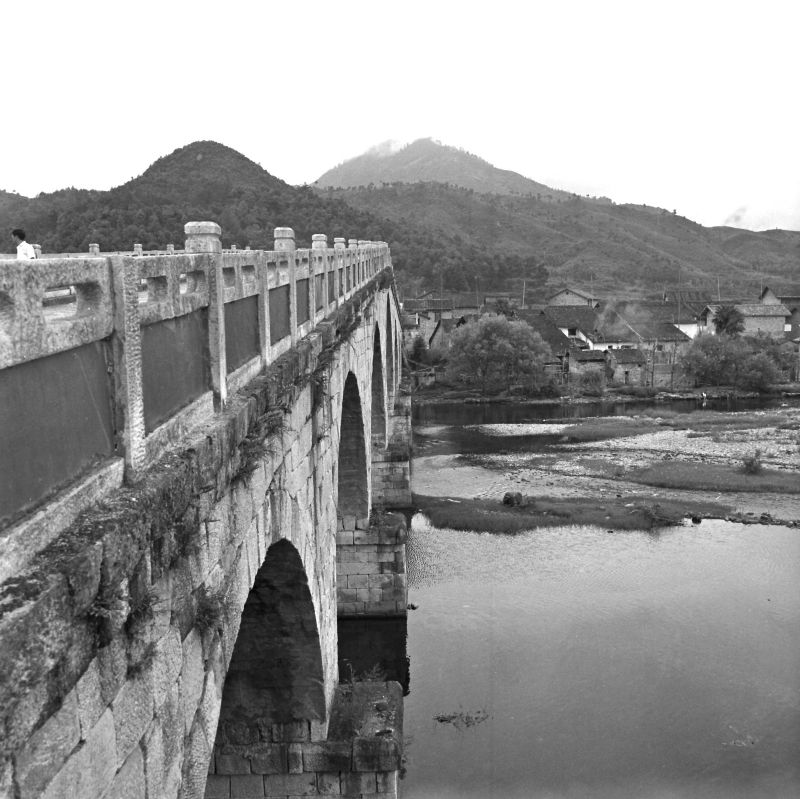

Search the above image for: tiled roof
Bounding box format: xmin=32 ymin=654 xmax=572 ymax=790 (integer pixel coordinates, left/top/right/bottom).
xmin=516 ymin=311 xmax=571 ymax=354
xmin=544 ymin=305 xmax=599 ymax=331
xmin=735 ymin=303 xmax=790 ymax=317
xmin=610 ymin=348 xmax=646 ymax=365
xmin=704 ymin=303 xmax=790 ymax=318
xmin=548 ymin=287 xmax=596 ymax=302
xmin=571 ymin=349 xmax=607 ymax=362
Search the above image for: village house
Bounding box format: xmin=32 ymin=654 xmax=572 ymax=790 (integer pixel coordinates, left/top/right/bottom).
xmin=517 ymin=310 xmax=572 ymax=383
xmin=778 ymin=293 xmax=800 ymax=339
xmin=547 ymin=287 xmax=601 ymax=308
xmin=699 ymin=298 xmax=790 ymax=337
xmin=568 ymin=348 xmax=609 ymax=382
xmin=608 ymin=348 xmax=647 ymax=385
xmin=543 ymin=305 xmax=600 ymax=348
xmin=428 ymin=315 xmax=475 ymax=351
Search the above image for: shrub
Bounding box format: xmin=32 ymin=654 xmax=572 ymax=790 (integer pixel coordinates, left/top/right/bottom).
xmin=741 ymin=449 xmax=763 ymax=475
xmin=578 ymin=370 xmax=605 ymax=396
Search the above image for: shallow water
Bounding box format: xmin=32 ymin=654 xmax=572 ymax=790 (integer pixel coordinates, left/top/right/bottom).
xmin=412 ymin=394 xmax=798 ymax=427
xmin=402 ymin=518 xmax=800 ymax=799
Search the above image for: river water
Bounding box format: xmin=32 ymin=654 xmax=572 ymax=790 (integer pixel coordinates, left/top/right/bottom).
xmin=399 ymin=398 xmax=800 ymax=799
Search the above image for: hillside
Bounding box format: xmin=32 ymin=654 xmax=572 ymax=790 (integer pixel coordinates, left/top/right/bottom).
xmin=2 ymin=140 xmax=797 ymax=299
xmin=0 ymin=142 xmax=537 ymax=296
xmin=315 ymin=138 xmax=575 ymax=200
xmin=319 ymin=182 xmax=800 ymax=297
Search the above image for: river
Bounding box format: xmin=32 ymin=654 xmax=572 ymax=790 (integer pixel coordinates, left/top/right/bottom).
xmin=397 ymin=398 xmax=800 ymax=798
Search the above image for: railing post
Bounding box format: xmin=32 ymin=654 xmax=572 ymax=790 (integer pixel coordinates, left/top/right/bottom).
xmin=166 ymin=243 xmax=175 ymax=254
xmin=110 ymin=255 xmax=147 ymax=478
xmin=348 ymin=239 xmax=358 ymax=295
xmin=133 ymin=243 xmax=143 ymax=256
xmin=275 ymin=227 xmax=297 ymax=345
xmin=311 ymin=234 xmax=327 ymax=320
xmin=333 ymin=237 xmax=345 ymax=307
xmin=89 ymin=243 xmax=100 ymax=255
xmin=185 ymin=221 xmax=227 ymax=409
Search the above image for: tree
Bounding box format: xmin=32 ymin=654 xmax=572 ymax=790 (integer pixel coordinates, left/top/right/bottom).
xmin=713 ymin=305 xmax=745 ymax=336
xmin=446 ymin=315 xmax=551 ymax=394
xmin=680 ymin=333 xmax=782 ymax=391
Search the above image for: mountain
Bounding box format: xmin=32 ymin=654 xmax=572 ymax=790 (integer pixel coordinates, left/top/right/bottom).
xmin=318 ymin=182 xmax=800 ymax=297
xmin=2 ymin=140 xmax=797 ymax=300
xmin=315 ymin=138 xmax=574 ymax=199
xmin=0 ymin=141 xmax=539 ymax=297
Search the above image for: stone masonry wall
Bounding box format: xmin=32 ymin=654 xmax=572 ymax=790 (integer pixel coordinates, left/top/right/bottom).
xmin=0 ymin=282 xmax=406 ymax=799
xmin=335 ymin=514 xmax=407 ymax=618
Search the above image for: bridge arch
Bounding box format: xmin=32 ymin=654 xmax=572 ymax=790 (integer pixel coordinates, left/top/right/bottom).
xmin=385 ymin=297 xmax=395 ymax=407
xmin=337 ymin=371 xmax=368 ymax=520
xmin=371 ymin=325 xmax=387 ymax=450
xmin=214 ymin=539 xmax=326 ymax=731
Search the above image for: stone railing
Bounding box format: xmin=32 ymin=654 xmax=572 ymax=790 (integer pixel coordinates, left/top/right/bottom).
xmin=0 ymin=223 xmax=391 ymax=578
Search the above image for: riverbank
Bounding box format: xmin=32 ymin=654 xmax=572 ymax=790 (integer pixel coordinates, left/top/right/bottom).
xmin=411 ymin=405 xmax=800 ymax=530
xmin=411 ymin=381 xmax=800 ymax=406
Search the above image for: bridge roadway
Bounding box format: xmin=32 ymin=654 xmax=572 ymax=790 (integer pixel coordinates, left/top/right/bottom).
xmin=0 ymin=223 xmax=411 ymax=798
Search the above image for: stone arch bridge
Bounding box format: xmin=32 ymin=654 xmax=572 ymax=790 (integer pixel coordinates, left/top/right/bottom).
xmin=0 ymin=223 xmax=411 ymax=799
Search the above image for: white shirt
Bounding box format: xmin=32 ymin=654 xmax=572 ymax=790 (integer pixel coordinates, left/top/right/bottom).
xmin=16 ymin=240 xmax=36 ymax=259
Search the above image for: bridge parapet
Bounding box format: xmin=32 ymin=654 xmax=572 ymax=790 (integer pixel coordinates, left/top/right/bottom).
xmin=0 ymin=224 xmax=392 ymax=582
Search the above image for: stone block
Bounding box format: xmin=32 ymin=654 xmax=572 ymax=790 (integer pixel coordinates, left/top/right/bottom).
xmin=316 ymin=771 xmax=342 ymax=795
xmin=16 ymin=689 xmax=81 ymax=799
xmin=215 ymin=752 xmax=251 ymax=775
xmin=204 ymin=774 xmax=231 ymax=798
xmin=98 ymin=638 xmax=128 ymax=705
xmin=287 ymin=743 xmax=303 ymax=773
xmin=271 ymin=721 xmax=310 ymax=742
xmin=181 ymin=629 xmax=205 ymax=734
xmin=158 ymin=679 xmax=183 ymax=776
xmin=352 ymin=738 xmax=401 ymax=773
xmin=112 ymin=673 xmax=155 ymax=768
xmin=347 ymin=574 xmax=369 ymax=589
xmin=376 ymin=771 xmax=397 ymax=794
xmin=368 ymin=574 xmax=394 ymax=590
xmin=230 ymin=774 xmax=264 ymax=798
xmin=302 ymin=742 xmax=351 ymax=772
xmin=262 ymin=773 xmax=317 ymax=796
xmin=40 ymin=708 xmax=116 ymax=799
xmin=142 ymin=722 xmax=164 ymax=799
xmin=249 ymin=744 xmax=287 ymax=774
xmin=342 ymin=772 xmax=377 ymax=796
xmin=108 ymin=744 xmax=146 ymax=799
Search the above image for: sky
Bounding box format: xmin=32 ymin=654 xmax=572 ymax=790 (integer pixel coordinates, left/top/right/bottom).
xmin=5 ymin=0 xmax=799 ymax=231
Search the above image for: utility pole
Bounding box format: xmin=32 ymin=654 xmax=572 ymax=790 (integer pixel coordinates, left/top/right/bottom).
xmin=522 ymin=279 xmax=526 ymax=310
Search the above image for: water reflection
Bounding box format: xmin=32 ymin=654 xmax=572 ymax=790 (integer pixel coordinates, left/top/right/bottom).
xmin=338 ymin=616 xmax=410 ymax=694
xmin=403 ymin=516 xmax=800 ymax=799
xmin=412 ymin=394 xmax=797 ymax=426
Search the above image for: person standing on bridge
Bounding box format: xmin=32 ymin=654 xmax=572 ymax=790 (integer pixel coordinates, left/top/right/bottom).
xmin=12 ymin=228 xmax=36 ymax=259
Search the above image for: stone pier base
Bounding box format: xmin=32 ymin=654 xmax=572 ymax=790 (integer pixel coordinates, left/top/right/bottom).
xmin=336 ymin=513 xmax=407 ymax=617
xmin=206 ymin=682 xmax=403 ymax=799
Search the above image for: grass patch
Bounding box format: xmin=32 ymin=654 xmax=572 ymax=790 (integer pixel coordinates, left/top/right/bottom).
xmin=627 ymin=460 xmax=800 ymax=493
xmin=559 ymin=418 xmax=661 ymax=443
xmin=413 ymin=494 xmax=733 ymax=532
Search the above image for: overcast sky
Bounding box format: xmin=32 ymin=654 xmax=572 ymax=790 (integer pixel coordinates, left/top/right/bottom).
xmin=6 ymin=0 xmax=798 ymax=231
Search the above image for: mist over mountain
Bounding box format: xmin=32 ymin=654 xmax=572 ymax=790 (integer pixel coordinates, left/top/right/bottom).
xmin=315 ymin=138 xmax=576 ymax=200
xmin=315 ymin=140 xmax=800 ymax=296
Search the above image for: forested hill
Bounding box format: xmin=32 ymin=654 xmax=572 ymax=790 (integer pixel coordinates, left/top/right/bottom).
xmin=3 ymin=141 xmax=798 ymax=299
xmin=318 ymin=182 xmax=800 ymax=297
xmin=0 ymin=141 xmax=542 ymax=296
